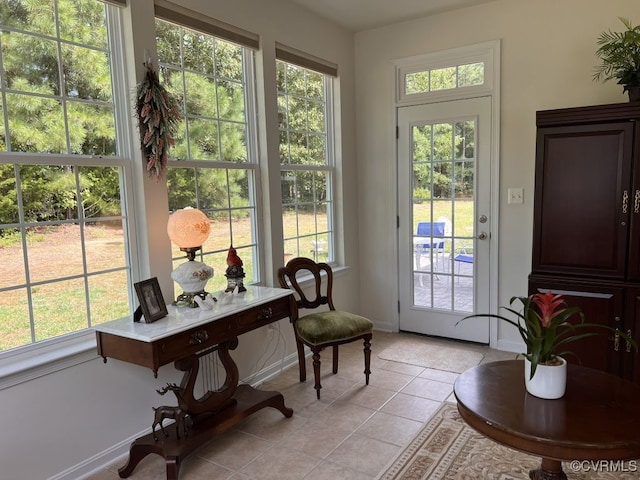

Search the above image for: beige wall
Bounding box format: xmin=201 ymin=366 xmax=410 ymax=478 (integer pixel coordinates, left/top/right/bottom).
xmin=354 ymin=0 xmax=638 ymax=344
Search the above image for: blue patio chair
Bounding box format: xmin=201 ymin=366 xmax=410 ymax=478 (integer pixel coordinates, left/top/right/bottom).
xmin=454 ymin=246 xmax=474 ymax=277
xmin=414 ymin=222 xmax=446 ymax=271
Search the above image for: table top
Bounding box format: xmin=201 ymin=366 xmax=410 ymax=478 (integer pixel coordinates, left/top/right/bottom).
xmin=454 ymin=360 xmax=640 ymax=461
xmin=92 ymin=286 xmax=291 ymax=342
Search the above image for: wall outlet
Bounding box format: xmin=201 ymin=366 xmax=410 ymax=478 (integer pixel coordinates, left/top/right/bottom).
xmin=508 ymin=187 xmax=524 ymax=205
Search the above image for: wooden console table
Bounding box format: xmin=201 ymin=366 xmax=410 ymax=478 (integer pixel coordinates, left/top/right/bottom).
xmin=94 ymin=286 xmax=296 ymax=480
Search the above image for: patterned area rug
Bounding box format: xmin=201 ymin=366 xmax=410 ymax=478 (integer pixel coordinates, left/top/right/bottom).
xmin=377 ymin=338 xmax=484 ymax=373
xmin=377 ymin=403 xmax=638 ymax=480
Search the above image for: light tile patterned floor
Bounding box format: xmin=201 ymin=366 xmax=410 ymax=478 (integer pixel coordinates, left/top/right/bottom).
xmin=87 ymin=331 xmax=514 ymax=480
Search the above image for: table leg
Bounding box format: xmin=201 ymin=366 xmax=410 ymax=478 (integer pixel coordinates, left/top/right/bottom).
xmin=529 ymin=458 xmax=567 ymax=480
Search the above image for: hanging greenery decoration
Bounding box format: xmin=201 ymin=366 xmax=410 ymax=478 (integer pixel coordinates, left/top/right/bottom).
xmin=135 ymin=62 xmax=182 ymax=179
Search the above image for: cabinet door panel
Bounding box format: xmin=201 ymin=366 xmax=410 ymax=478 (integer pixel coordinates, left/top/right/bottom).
xmin=529 ymin=276 xmax=624 ymax=378
xmin=625 ymin=288 xmax=640 ymax=383
xmin=627 ymin=122 xmax=640 ymax=280
xmin=532 ymin=123 xmax=633 ymax=278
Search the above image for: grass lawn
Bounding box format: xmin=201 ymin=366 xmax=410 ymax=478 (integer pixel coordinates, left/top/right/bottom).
xmin=0 ymin=201 xmax=473 ymax=351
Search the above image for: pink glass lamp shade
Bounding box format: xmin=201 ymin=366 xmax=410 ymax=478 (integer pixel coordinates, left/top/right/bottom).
xmin=167 ymin=207 xmax=211 ymax=258
xmin=167 ymin=208 xmax=214 ymax=307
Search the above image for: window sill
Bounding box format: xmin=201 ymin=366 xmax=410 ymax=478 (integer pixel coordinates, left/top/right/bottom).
xmin=0 ymin=331 xmax=99 ymax=391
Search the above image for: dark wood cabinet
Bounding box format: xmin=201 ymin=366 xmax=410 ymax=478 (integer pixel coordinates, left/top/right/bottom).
xmin=529 ymin=102 xmax=640 ymax=382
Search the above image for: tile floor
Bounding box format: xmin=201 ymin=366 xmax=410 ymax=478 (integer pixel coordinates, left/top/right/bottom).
xmin=87 ymin=331 xmax=515 ymax=480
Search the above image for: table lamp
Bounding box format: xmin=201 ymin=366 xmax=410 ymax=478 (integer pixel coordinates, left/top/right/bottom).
xmin=167 ymin=207 xmax=214 ymax=307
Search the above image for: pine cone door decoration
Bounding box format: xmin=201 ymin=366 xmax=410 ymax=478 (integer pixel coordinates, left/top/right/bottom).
xmin=135 ymin=62 xmax=182 ymax=179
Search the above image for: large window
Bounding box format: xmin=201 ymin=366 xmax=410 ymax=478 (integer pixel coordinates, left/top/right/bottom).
xmin=0 ymin=0 xmax=132 ymax=353
xmin=277 ymin=56 xmax=335 ymax=264
xmin=155 ymin=15 xmax=260 ymax=293
xmin=0 ymin=1 xmax=343 ymax=361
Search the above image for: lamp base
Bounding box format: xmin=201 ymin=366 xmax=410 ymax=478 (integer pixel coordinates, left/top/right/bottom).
xmin=171 ymin=259 xmax=214 ymax=308
xmin=174 ymin=290 xmax=210 ymax=308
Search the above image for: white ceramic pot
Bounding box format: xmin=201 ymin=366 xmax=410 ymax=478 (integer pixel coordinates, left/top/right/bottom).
xmin=524 ymin=357 xmax=567 ymax=399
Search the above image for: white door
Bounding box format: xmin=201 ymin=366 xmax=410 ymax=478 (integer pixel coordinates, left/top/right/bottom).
xmin=398 ymin=97 xmax=492 ymax=343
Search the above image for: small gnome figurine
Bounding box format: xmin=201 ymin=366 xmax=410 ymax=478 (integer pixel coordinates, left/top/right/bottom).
xmin=224 ymin=245 xmax=246 ymax=293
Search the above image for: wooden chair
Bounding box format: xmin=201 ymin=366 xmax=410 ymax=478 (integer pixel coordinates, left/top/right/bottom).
xmin=277 ymin=257 xmax=373 ymax=399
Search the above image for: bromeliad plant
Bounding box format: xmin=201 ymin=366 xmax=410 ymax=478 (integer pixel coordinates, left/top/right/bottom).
xmin=459 ymin=292 xmax=638 ymax=379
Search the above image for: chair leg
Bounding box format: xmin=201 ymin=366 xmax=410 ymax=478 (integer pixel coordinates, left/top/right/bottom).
xmin=296 ymin=338 xmax=306 ymax=382
xmin=363 ymin=335 xmax=372 ymax=385
xmin=332 ymin=345 xmax=339 ymax=374
xmin=312 ymin=347 xmax=322 ymax=399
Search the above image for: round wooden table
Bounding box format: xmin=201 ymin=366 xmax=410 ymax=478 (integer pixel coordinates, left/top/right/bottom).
xmin=454 ymin=360 xmax=640 ymax=480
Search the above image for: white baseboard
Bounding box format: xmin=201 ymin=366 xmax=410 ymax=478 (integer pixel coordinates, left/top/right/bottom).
xmin=494 ymin=338 xmax=524 ymax=354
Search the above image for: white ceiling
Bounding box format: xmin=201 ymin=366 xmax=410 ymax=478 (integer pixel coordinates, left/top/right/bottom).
xmin=285 ymin=0 xmax=497 ymax=32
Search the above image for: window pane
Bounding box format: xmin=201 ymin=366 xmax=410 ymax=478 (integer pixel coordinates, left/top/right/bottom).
xmin=58 ymin=0 xmax=108 ymax=48
xmin=6 ymin=94 xmax=66 ymax=153
xmin=0 ymin=289 xmax=31 ymax=352
xmin=89 ymin=270 xmax=129 ymax=326
xmin=0 ymin=228 xmax=26 ymax=288
xmin=0 ymin=165 xmax=19 ymax=223
xmin=67 ymin=102 xmax=116 ymax=155
xmin=3 ymin=32 xmax=59 ymax=94
xmin=1 ymin=0 xmax=56 ymax=35
xmin=32 ymin=278 xmax=87 ymax=341
xmin=412 ymin=125 xmax=432 ymax=162
xmin=458 ymin=62 xmax=484 ymax=87
xmin=85 ymin=221 xmax=127 ymax=273
xmin=62 ymin=45 xmax=112 ymax=102
xmin=188 ymin=118 xmax=219 ymax=160
xmin=432 ymin=123 xmax=453 ymax=160
xmin=215 ymin=42 xmax=243 ymax=82
xmin=80 ymin=166 xmax=122 ymax=217
xmin=220 ymin=121 xmax=247 ymax=162
xmin=454 ymin=121 xmax=475 ymax=159
xmin=183 ymin=33 xmax=215 ymax=75
xmin=430 ymin=67 xmax=456 ymax=91
xmin=405 ymin=71 xmax=429 ymax=94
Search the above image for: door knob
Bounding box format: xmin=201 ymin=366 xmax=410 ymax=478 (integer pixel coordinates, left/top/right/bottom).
xmin=477 ymin=232 xmax=488 ymax=240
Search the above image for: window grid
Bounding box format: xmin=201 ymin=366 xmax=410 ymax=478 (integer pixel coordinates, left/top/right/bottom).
xmin=278 ymin=60 xmax=334 ymax=264
xmin=156 ymin=19 xmax=261 ymax=293
xmin=404 ymin=62 xmax=485 ymax=96
xmin=0 ymin=0 xmax=133 ymax=353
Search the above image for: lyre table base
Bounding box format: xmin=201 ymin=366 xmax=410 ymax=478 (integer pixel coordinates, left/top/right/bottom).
xmin=118 ymin=385 xmax=293 ymax=480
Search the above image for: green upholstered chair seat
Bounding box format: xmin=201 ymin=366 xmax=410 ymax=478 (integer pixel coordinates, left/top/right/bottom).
xmin=296 ymin=311 xmax=373 ymax=346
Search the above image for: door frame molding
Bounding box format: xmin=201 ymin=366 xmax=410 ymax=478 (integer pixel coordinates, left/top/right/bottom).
xmin=391 ymin=40 xmax=501 ymax=348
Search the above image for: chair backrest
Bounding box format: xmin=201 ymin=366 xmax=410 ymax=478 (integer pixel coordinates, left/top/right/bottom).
xmin=277 ymin=257 xmax=335 ymax=311
xmin=416 ymin=222 xmax=445 ymax=248
xmin=417 ymin=221 xmax=445 ymax=236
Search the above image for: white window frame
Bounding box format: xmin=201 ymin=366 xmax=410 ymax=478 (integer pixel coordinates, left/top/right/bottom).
xmin=396 ymin=41 xmax=499 ymax=105
xmin=0 ymin=2 xmax=139 ymax=390
xmin=155 ymin=14 xmax=263 ymax=287
xmin=277 ymin=53 xmax=337 ymax=265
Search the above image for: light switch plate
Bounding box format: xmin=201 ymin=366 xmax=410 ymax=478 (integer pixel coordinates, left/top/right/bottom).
xmin=508 ymin=187 xmax=524 ymax=204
